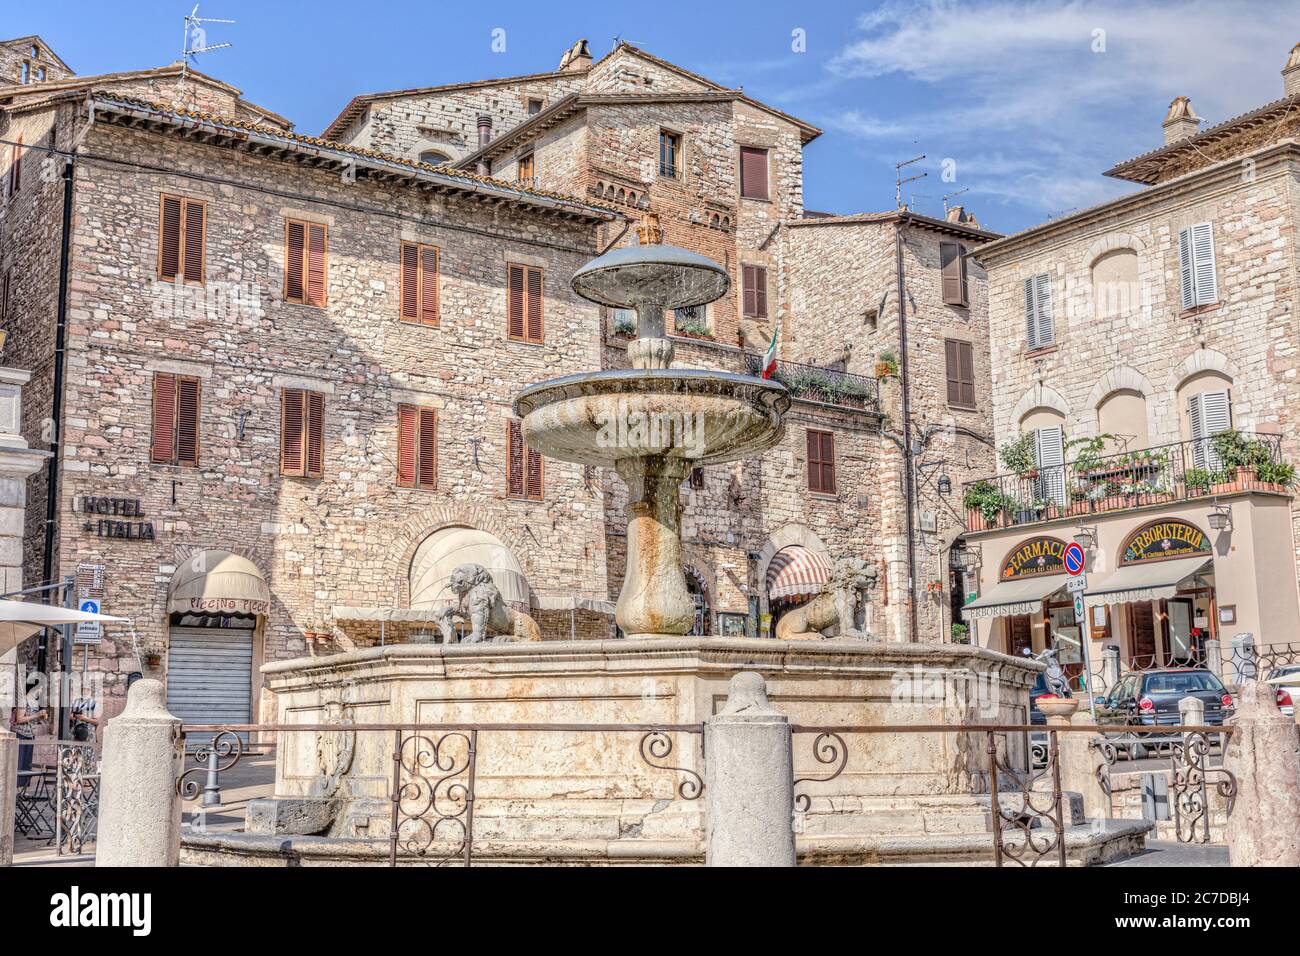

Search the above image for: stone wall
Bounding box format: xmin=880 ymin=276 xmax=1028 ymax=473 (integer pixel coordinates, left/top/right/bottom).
xmin=0 ymin=38 xmax=73 ymax=86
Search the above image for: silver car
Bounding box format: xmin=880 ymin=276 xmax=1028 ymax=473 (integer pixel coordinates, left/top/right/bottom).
xmin=1266 ymin=664 xmax=1300 ymax=718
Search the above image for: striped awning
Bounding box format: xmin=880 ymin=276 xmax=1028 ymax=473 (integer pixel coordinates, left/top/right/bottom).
xmin=766 ymin=547 xmax=832 ymax=600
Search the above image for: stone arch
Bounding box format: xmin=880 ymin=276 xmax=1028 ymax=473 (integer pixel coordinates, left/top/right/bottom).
xmin=1086 ymin=365 xmax=1154 ymax=410
xmin=754 ymin=524 xmax=831 ymax=616
xmin=409 ymin=138 xmax=459 ymax=165
xmin=1169 ymin=347 xmax=1239 ymax=392
xmin=390 ymin=504 xmax=532 ymax=607
xmin=1083 ymin=231 xmax=1147 ymax=265
xmin=1009 ymin=383 xmax=1070 ymax=428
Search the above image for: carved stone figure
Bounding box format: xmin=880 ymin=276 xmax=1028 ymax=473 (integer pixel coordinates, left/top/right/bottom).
xmin=434 ymin=564 xmax=542 ymax=644
xmin=775 ymin=557 xmax=878 ymax=640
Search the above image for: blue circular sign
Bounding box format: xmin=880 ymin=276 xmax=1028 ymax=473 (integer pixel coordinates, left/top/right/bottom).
xmin=80 ymin=599 xmax=99 ymax=614
xmin=1063 ymin=543 xmax=1085 ymax=576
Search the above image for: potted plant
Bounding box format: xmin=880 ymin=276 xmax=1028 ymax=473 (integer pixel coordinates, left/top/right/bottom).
xmin=1184 ymin=467 xmax=1212 ymax=496
xmin=950 ymin=623 xmax=970 ymax=644
xmin=875 ymin=350 xmax=899 ymax=379
xmin=963 ymin=480 xmax=1011 ymax=530
xmin=1255 ymin=459 xmax=1296 ymax=492
xmin=611 ymin=313 xmax=636 ymax=338
xmin=999 ymin=432 xmax=1038 ymax=481
xmin=673 ymin=316 xmax=714 ymax=340
xmin=144 ymin=651 xmax=162 ymax=668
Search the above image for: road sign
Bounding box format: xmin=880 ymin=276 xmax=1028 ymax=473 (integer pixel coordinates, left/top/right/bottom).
xmin=1066 ymin=574 xmax=1088 ymax=595
xmin=1063 ymin=542 xmax=1086 ymax=576
xmin=74 ymin=599 xmax=102 ymax=645
xmin=1072 ymin=594 xmax=1086 ymax=624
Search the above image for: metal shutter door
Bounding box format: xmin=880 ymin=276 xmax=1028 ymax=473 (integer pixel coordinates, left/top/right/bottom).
xmin=166 ymin=626 xmax=253 ymax=746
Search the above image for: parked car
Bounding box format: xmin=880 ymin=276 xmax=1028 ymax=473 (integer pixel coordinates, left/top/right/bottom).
xmin=1028 ymin=672 xmax=1052 ymax=726
xmin=1265 ymin=664 xmax=1300 ymax=718
xmin=1095 ymin=668 xmax=1232 ymax=759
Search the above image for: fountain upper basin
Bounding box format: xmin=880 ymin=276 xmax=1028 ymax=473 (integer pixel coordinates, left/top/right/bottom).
xmin=513 ymin=368 xmax=790 ymax=468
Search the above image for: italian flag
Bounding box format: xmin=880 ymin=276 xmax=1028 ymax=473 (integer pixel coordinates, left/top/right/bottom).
xmin=761 ymin=322 xmax=779 ymax=379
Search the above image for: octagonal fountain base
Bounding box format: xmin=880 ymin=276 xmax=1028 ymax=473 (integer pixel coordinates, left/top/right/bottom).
xmin=180 ymin=639 xmax=1150 ymax=866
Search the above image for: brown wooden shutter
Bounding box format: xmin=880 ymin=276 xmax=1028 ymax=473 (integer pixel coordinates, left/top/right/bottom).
xmin=820 ymin=430 xmax=836 ymax=494
xmin=182 ymin=199 xmax=205 ymax=283
xmin=417 ymin=407 xmax=437 ymax=489
xmin=526 ymin=443 xmax=543 ymax=500
xmin=525 ymin=265 xmax=543 ymax=342
xmin=9 ymin=137 xmax=20 ymax=196
xmin=743 ymin=266 xmax=768 ymax=317
xmin=306 ymin=223 xmax=327 ymax=306
xmin=740 ymin=146 xmax=769 ymax=200
xmin=944 ymin=339 xmax=961 ymax=406
xmin=958 ymin=341 xmax=975 ymax=409
xmin=159 ymin=196 xmax=182 ymax=280
xmin=507 ymin=264 xmax=526 ymax=340
xmin=940 ymin=242 xmax=968 ymax=307
xmin=285 ymin=220 xmax=305 ymax=301
xmin=281 ymin=388 xmax=305 ymax=476
xmin=507 ymin=420 xmax=525 ymax=497
xmin=742 ymin=266 xmax=756 ymax=316
xmin=306 ymin=391 xmax=325 ymax=478
xmin=807 ymin=429 xmax=835 ymax=493
xmin=176 ymin=377 xmax=200 ymax=466
xmin=151 ymin=373 xmax=177 ymax=463
xmin=397 ymin=405 xmax=418 ymax=487
xmin=420 ymin=246 xmax=439 ymax=326
xmin=400 ymin=242 xmax=419 ymax=320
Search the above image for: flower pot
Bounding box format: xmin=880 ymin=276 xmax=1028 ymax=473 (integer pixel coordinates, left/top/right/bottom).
xmin=967 ymin=508 xmax=985 ymax=531
xmin=144 ymin=654 xmax=162 ymax=668
xmin=875 ymin=362 xmax=894 ymax=378
xmin=1234 ymin=467 xmax=1257 ymax=491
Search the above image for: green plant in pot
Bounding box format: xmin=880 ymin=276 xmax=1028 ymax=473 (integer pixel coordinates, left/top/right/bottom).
xmin=875 ymin=351 xmax=899 ymax=378
xmin=963 ymin=480 xmax=1012 ymax=525
xmin=999 ymin=432 xmax=1038 ymax=479
xmin=950 ymin=622 xmax=970 ymax=644
xmin=1184 ymin=467 xmax=1212 ymax=494
xmin=1256 ymin=459 xmax=1296 ymax=488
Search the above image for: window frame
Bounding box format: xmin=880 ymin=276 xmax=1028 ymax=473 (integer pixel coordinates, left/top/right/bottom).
xmin=742 ymin=264 xmax=769 ymax=318
xmin=806 ymin=427 xmax=837 ymax=495
xmin=280 ymin=387 xmax=325 ymax=479
xmin=944 ymin=338 xmax=977 ymax=410
xmin=1178 ymin=222 xmax=1219 ymax=311
xmin=1023 ymin=272 xmax=1054 ymax=352
xmin=284 ymin=218 xmax=329 ymax=307
xmin=399 ymin=241 xmax=441 ymax=326
xmin=395 ymin=403 xmax=438 ymax=491
xmin=150 ymin=372 xmax=201 ymax=467
xmin=516 ymin=149 xmax=535 ymax=186
xmin=506 ymin=262 xmax=545 ymax=344
xmin=157 ymin=193 xmax=208 ymax=285
xmin=738 ymin=145 xmax=770 ymax=201
xmin=658 ymin=128 xmax=682 ymax=180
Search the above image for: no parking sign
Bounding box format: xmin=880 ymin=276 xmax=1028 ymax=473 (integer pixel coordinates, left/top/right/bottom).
xmin=1063 ymin=542 xmax=1086 ymax=576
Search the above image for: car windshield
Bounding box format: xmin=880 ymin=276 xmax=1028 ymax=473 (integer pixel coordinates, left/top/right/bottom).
xmin=1268 ymin=666 xmax=1300 ymax=679
xmin=1142 ymin=671 xmax=1223 ymax=694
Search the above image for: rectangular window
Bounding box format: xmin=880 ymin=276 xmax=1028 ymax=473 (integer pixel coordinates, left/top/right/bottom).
xmin=1179 ymin=222 xmax=1218 ymax=310
xmin=527 ymin=98 xmax=544 ymax=115
xmin=507 ymin=263 xmax=544 ymax=343
xmin=280 ymin=388 xmax=325 ymax=478
xmin=1 ymin=270 xmax=9 ymax=322
xmin=285 ymin=218 xmax=328 ymax=306
xmin=517 ymin=151 xmax=535 ymax=185
xmin=944 ymin=339 xmax=976 ymax=409
xmin=742 ymin=265 xmax=768 ymax=318
xmin=399 ymin=242 xmax=440 ymax=325
xmin=396 ymin=404 xmax=437 ymax=490
xmin=151 ymin=373 xmax=200 ymax=466
xmin=806 ymin=428 xmax=836 ymax=494
xmin=939 ymin=241 xmax=968 ymax=307
xmin=739 ymin=146 xmax=769 ymax=200
xmin=659 ymin=130 xmax=680 ymax=179
xmin=158 ymin=194 xmax=207 ymax=284
xmin=8 ymin=135 xmax=21 ymax=197
xmin=1023 ymin=273 xmax=1053 ymax=350
xmin=506 ymin=419 xmax=543 ymax=500
xmin=689 ymin=466 xmax=705 ymax=490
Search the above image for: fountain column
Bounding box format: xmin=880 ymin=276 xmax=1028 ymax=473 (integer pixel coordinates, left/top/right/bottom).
xmin=616 ymin=455 xmax=694 ymax=636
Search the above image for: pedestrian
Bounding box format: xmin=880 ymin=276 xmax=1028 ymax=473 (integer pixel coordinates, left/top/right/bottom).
xmin=69 ymin=694 xmax=100 ymax=744
xmin=9 ymin=677 xmax=48 ymax=774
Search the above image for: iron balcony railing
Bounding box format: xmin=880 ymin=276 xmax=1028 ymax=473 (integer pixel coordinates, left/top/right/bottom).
xmin=962 ymin=433 xmax=1289 ymax=531
xmin=743 ymin=355 xmax=880 ymax=411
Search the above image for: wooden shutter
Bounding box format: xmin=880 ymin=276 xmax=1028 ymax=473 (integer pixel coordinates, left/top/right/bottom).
xmin=400 ymin=243 xmax=440 ymax=325
xmin=1179 ymin=223 xmax=1217 ymax=309
xmin=306 ymin=223 xmax=327 ymax=306
xmin=400 ymin=242 xmax=419 ymax=320
xmin=740 ymin=146 xmax=769 ymax=200
xmin=940 ymin=241 xmax=968 ymax=306
xmin=1034 ymin=425 xmax=1066 ymax=506
xmin=945 ymin=339 xmax=975 ymax=408
xmin=525 ymin=265 xmax=543 ymax=342
xmin=397 ymin=405 xmax=418 ymax=487
xmin=420 ymin=246 xmax=439 ymax=326
xmin=159 ymin=195 xmax=182 ymax=280
xmin=182 ymin=199 xmax=205 ymax=283
xmin=507 ymin=264 xmax=526 ymax=340
xmin=1023 ymin=277 xmax=1037 ymax=349
xmin=1178 ymin=227 xmax=1196 ymax=310
xmin=285 ymin=220 xmax=305 ymax=302
xmin=175 ymin=377 xmax=200 ymax=466
xmin=417 ymin=407 xmax=437 ymax=489
xmin=8 ymin=137 xmax=20 ymax=196
xmin=944 ymin=339 xmax=960 ymax=406
xmin=507 ymin=419 xmax=526 ymax=497
xmin=525 ymin=443 xmax=543 ymax=500
xmin=1024 ymin=273 xmax=1052 ymax=349
xmin=151 ymin=373 xmax=177 ymax=463
xmin=743 ymin=265 xmax=767 ymax=317
xmin=306 ymin=391 xmax=325 ymax=478
xmin=1189 ymin=390 xmax=1232 ymax=470
xmin=807 ymin=429 xmax=835 ymax=494
xmin=280 ymin=388 xmax=305 ymax=476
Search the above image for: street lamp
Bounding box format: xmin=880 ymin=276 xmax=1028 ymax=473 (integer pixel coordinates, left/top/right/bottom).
xmin=1073 ymin=525 xmax=1098 ymax=550
xmin=1208 ymin=502 xmax=1233 ymax=531
xmin=958 ymin=545 xmax=982 ymax=573
xmin=937 ymin=473 xmax=952 ymax=495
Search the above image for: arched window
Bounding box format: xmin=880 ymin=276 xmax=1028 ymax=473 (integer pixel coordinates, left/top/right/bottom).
xmin=1091 ymin=248 xmax=1139 ymax=320
xmin=1097 ymin=389 xmax=1148 ymax=452
xmin=1018 ymin=408 xmax=1067 ymax=506
xmin=1176 ymin=371 xmax=1233 ymax=470
xmin=418 ymin=149 xmax=451 ymax=166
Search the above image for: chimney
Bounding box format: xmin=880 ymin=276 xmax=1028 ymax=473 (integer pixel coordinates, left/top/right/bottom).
xmin=1162 ymin=96 xmax=1202 ymax=145
xmin=1285 ymin=42 xmax=1300 ymax=97
xmin=558 ymin=39 xmax=592 ymax=73
xmin=475 ymin=115 xmax=493 ymax=176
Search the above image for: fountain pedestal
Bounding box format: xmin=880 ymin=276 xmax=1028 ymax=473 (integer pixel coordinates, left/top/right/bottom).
xmin=616 ymin=455 xmax=694 ymax=636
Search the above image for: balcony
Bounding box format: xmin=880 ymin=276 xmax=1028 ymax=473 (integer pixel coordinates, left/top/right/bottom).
xmin=742 ymin=355 xmax=880 ymax=412
xmin=962 ymin=432 xmax=1293 ymax=532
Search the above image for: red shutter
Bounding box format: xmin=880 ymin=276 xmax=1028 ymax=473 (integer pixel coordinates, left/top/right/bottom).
xmin=307 ymin=223 xmax=327 ymax=306
xmin=281 ymin=388 xmax=305 ymax=476
xmin=397 ymin=405 xmax=418 ymax=487
xmin=806 ymin=429 xmax=819 ymax=492
xmin=400 ymin=242 xmax=419 ymax=320
xmin=944 ymin=339 xmax=961 ymax=406
xmin=507 ymin=420 xmax=525 ymax=497
xmin=420 ymin=246 xmax=439 ymax=326
xmin=182 ymin=199 xmax=205 ymax=283
xmin=159 ymin=196 xmax=182 ymax=280
xmin=526 ymin=444 xmax=543 ymax=500
xmin=940 ymin=242 xmax=967 ymax=307
xmin=176 ymin=377 xmax=200 ymax=466
xmin=285 ymin=220 xmax=305 ymax=301
xmin=306 ymin=391 xmax=325 ymax=478
xmin=821 ymin=431 xmax=836 ymax=493
xmin=151 ymin=373 xmax=177 ymax=463
xmin=807 ymin=429 xmax=835 ymax=493
xmin=755 ymin=267 xmax=768 ymax=317
xmin=740 ymin=146 xmax=769 ymax=200
xmin=507 ymin=264 xmax=526 ymax=340
xmin=525 ymin=265 xmax=543 ymax=342
xmin=417 ymin=407 xmax=437 ymax=489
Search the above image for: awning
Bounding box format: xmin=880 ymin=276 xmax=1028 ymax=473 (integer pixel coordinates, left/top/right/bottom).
xmin=168 ymin=550 xmax=270 ymax=617
xmin=766 ymin=547 xmax=832 ymax=599
xmin=410 ymin=527 xmax=530 ymax=607
xmin=1084 ymin=555 xmax=1213 ymax=607
xmin=0 ymin=599 xmax=130 ymax=656
xmin=961 ymin=574 xmax=1067 ymax=621
xmin=531 ymin=594 xmax=616 ymax=615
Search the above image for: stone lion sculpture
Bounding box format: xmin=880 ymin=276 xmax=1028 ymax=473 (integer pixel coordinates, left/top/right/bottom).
xmin=433 ymin=564 xmax=542 ymax=644
xmin=775 ymin=556 xmax=878 ymax=641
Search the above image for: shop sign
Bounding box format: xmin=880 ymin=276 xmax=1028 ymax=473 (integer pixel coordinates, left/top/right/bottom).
xmin=1121 ymin=520 xmax=1210 ymax=564
xmin=999 ymin=536 xmax=1069 ymax=579
xmin=80 ymin=496 xmax=155 ymax=540
xmin=187 ymin=597 xmax=269 ymax=616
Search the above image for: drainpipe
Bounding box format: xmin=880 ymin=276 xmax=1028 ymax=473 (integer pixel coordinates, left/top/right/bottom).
xmin=475 ymin=115 xmax=493 ymax=176
xmin=894 ymin=218 xmax=918 ymax=643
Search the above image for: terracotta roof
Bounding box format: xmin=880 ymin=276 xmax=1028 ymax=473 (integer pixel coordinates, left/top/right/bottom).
xmin=785 ymin=209 xmax=1001 ymax=241
xmin=0 ymin=34 xmax=74 ymax=74
xmin=1105 ymin=91 xmax=1300 ymax=184
xmin=87 ymin=94 xmax=623 ymax=223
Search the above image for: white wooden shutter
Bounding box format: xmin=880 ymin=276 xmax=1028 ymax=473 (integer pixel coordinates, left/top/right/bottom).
xmin=1189 ymin=389 xmax=1232 ymax=470
xmin=1179 ymin=223 xmax=1217 ymax=309
xmin=1034 ymin=425 xmax=1066 ymax=506
xmin=1179 ymin=227 xmax=1196 ymax=310
xmin=1034 ymin=274 xmax=1054 ymax=347
xmin=1024 ymin=277 xmax=1038 ymax=349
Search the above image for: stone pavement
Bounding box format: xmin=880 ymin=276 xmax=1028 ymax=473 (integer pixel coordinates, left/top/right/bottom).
xmin=1100 ymin=840 xmax=1230 ymax=867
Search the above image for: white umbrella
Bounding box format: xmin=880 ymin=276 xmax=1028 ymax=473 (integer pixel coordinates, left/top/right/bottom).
xmin=0 ymin=598 xmax=128 ymax=656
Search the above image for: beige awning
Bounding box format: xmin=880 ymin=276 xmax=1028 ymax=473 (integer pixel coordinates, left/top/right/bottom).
xmin=409 ymin=526 xmax=530 ymax=607
xmin=168 ymin=550 xmax=270 ymax=616
xmin=962 ymin=574 xmax=1067 ymax=621
xmin=1084 ymin=556 xmax=1213 ymax=607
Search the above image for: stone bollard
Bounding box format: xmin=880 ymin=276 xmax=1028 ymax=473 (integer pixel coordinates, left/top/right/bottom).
xmin=0 ymin=727 xmax=15 ymax=866
xmin=1179 ymin=694 xmax=1205 ymax=735
xmin=1204 ymin=639 xmax=1223 ymax=684
xmin=704 ymin=672 xmax=796 ymax=867
xmin=1040 ymin=698 xmax=1108 ymax=820
xmin=96 ymin=679 xmax=183 ymax=867
xmin=1223 ymin=680 xmax=1300 ymax=866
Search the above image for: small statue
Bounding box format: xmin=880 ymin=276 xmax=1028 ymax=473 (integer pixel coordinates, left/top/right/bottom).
xmin=1024 ymin=646 xmax=1071 ymax=697
xmin=434 ymin=564 xmax=542 ymax=644
xmin=775 ymin=556 xmax=878 ymax=640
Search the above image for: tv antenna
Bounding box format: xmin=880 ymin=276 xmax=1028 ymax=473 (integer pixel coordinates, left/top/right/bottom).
xmin=941 ymin=187 xmax=970 ymax=215
xmin=895 ymin=154 xmax=927 ymax=210
xmin=175 ymin=4 xmax=235 ymax=108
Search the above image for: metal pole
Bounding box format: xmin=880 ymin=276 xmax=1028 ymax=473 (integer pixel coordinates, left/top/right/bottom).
xmin=894 ymin=219 xmax=919 ymax=642
xmin=59 ymin=576 xmax=74 ymax=741
xmin=201 ymin=746 xmax=222 ymax=808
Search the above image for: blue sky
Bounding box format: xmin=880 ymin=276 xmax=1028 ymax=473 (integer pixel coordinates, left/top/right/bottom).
xmin=15 ymin=0 xmax=1300 ymax=234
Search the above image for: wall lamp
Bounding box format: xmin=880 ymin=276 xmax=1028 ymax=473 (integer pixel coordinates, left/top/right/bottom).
xmin=937 ymin=473 xmax=952 ymax=495
xmin=1073 ymin=525 xmax=1098 ymax=550
xmin=1208 ymin=502 xmax=1233 ymax=532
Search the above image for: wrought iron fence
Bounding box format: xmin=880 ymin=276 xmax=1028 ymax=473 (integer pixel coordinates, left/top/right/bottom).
xmin=742 ymin=355 xmax=880 ymax=411
xmin=962 ymin=434 xmax=1287 ymax=532
xmin=55 ymin=741 xmax=99 ymax=856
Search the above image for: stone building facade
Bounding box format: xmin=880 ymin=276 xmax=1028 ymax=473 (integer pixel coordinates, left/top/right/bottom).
xmin=964 ymin=43 xmax=1300 ymax=679
xmin=1 ymin=35 xmax=996 ymax=725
